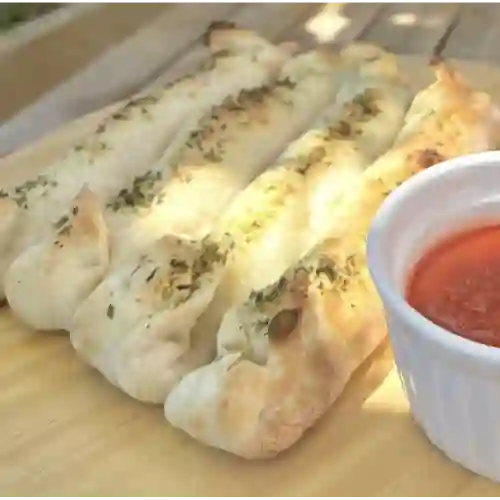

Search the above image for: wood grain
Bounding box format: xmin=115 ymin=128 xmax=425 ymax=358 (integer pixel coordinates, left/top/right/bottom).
xmin=146 ymin=3 xmax=314 ymax=91
xmin=358 ymin=3 xmax=461 ymax=56
xmin=0 ymin=4 xmax=99 ymax=59
xmin=1 ymin=56 xmax=500 ymax=496
xmin=0 ymin=4 xmax=167 ymax=121
xmin=1 ymin=2 xmax=478 ymax=161
xmin=304 ymin=3 xmax=387 ymax=46
xmin=0 ymin=3 xmax=240 ymax=156
xmin=443 ymin=4 xmax=500 ymax=62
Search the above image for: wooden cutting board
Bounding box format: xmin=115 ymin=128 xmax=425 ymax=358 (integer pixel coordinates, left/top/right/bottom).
xmin=2 ymin=56 xmax=500 ymax=496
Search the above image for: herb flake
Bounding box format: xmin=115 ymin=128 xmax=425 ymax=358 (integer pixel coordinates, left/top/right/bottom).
xmin=107 ymin=304 xmax=115 ymax=319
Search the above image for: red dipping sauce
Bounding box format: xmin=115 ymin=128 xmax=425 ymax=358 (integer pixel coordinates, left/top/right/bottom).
xmin=406 ymin=223 xmax=500 ymax=348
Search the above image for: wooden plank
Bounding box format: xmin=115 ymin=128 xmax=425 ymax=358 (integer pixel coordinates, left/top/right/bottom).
xmin=443 ymin=4 xmax=500 ymax=63
xmin=358 ymin=3 xmax=460 ymax=57
xmin=304 ymin=3 xmax=386 ymax=47
xmin=146 ymin=3 xmax=315 ymax=90
xmin=277 ymin=3 xmax=325 ymax=50
xmin=0 ymin=4 xmax=167 ymax=122
xmin=0 ymin=3 xmax=241 ymax=157
xmin=0 ymin=4 xmax=99 ymax=59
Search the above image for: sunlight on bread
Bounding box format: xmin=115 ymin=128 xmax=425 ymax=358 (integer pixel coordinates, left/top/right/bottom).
xmin=2 ymin=23 xmax=500 ymax=460
xmin=68 ymin=43 xmax=411 ymax=405
xmin=165 ymin=60 xmax=500 ymax=458
xmin=4 ymin=25 xmax=298 ymax=330
xmin=68 ymin=44 xmax=353 ymax=402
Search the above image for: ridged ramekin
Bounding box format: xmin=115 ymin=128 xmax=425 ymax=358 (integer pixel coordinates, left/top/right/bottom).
xmin=367 ymin=151 xmax=500 ymax=483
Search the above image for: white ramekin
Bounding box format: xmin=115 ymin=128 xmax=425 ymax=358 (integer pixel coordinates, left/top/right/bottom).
xmin=367 ymin=151 xmax=500 ymax=483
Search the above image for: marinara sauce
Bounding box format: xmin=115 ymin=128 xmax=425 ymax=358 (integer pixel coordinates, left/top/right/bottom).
xmin=406 ymin=223 xmax=500 ymax=348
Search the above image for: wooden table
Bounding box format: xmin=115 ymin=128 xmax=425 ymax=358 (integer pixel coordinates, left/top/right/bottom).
xmin=3 ymin=3 xmax=500 ymax=496
xmin=4 ymin=3 xmax=500 ymax=156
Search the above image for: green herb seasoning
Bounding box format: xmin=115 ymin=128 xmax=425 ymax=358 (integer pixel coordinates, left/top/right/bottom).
xmin=110 ymin=110 xmax=129 ymax=121
xmin=353 ymin=89 xmax=380 ymax=116
xmin=328 ymin=88 xmax=381 ymax=140
xmin=295 ymin=146 xmax=328 ymax=175
xmin=53 ymin=213 xmax=72 ymax=237
xmin=54 ymin=215 xmax=69 ymax=230
xmin=312 ymin=254 xmax=359 ymax=293
xmin=107 ymin=304 xmax=115 ymax=319
xmin=277 ymin=77 xmax=297 ymax=90
xmin=191 ymin=239 xmax=227 ymax=280
xmin=103 ymin=92 xmax=163 ymax=126
xmin=145 ymin=267 xmax=158 ymax=283
xmin=251 ymin=275 xmax=290 ymax=306
xmin=148 ymin=239 xmax=229 ymax=308
xmin=107 ymin=75 xmax=299 ymax=213
xmin=107 ymin=170 xmax=163 ymax=212
xmin=179 ymin=83 xmax=278 ymax=164
xmin=7 ymin=174 xmax=57 ymax=209
xmin=327 ymin=120 xmax=352 ymax=139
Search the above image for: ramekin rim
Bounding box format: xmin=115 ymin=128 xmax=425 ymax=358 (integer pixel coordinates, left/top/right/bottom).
xmin=367 ymin=150 xmax=500 ymax=364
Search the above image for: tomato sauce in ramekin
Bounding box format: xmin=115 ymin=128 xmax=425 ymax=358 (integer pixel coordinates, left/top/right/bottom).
xmin=407 ymin=223 xmax=500 ymax=348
